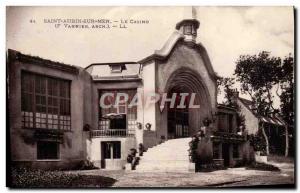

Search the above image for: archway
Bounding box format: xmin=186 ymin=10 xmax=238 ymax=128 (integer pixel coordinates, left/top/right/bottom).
xmin=167 ymin=87 xmax=190 ymax=139
xmin=164 ymin=67 xmax=212 ymax=139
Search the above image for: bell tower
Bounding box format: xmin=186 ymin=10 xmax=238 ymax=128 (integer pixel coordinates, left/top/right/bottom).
xmin=175 ymin=6 xmax=200 ymax=43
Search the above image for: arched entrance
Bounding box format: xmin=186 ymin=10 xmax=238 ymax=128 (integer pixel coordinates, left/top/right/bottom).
xmin=164 ymin=67 xmax=212 ymax=139
xmin=167 ymin=87 xmax=190 ymax=139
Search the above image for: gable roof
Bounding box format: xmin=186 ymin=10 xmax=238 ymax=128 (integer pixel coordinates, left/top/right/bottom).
xmin=238 ymin=97 xmax=286 ymax=127
xmin=138 ymin=31 xmax=219 ymax=80
xmin=239 ymin=97 xmax=255 ymax=114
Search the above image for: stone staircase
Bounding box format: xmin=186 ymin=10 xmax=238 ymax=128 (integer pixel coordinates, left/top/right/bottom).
xmin=135 ymin=137 xmax=192 ymax=172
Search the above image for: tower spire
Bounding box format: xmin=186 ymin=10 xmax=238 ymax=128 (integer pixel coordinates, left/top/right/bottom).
xmin=176 ymin=6 xmax=200 ymax=43
xmin=183 ymin=6 xmax=197 ymax=20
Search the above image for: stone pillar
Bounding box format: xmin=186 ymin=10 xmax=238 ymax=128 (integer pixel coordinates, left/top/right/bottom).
xmin=135 ymin=86 xmax=144 ymax=148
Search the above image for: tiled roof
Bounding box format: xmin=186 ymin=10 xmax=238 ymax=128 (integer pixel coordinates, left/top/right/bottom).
xmin=238 ymin=97 xmax=286 ymax=127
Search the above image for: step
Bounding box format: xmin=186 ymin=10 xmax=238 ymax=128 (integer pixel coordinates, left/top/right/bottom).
xmin=135 ymin=138 xmax=192 ymax=172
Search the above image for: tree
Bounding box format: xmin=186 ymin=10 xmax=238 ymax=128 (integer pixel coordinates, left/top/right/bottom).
xmin=217 ymin=77 xmax=235 ymax=106
xmin=278 ymin=54 xmax=294 ymax=156
xmin=234 ymin=51 xmax=282 ymax=155
xmin=217 ymin=76 xmax=246 ymax=131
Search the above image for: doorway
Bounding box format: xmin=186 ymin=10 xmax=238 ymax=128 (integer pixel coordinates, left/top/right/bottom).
xmin=167 ymin=89 xmax=189 ymax=139
xmin=100 ymin=141 xmax=121 ymax=169
xmin=222 ymin=143 xmax=230 ymax=167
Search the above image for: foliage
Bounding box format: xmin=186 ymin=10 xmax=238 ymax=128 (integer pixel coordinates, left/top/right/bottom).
xmin=234 ymin=51 xmax=294 ymax=125
xmin=138 ymin=143 xmax=145 ymax=156
xmin=279 ymin=54 xmax=294 ymax=126
xmin=217 ymin=76 xmax=236 ymax=106
xmin=74 ymin=160 xmax=98 ymax=170
xmin=196 ymin=163 xmax=224 ymax=172
xmin=127 ymin=154 xmax=133 ymax=163
xmin=217 ymin=76 xmax=246 ymax=130
xmin=188 ymin=136 xmax=199 ymax=163
xmin=234 ymin=51 xmax=281 ymax=116
xmin=234 ymin=51 xmax=294 ymax=156
xmin=246 ymin=162 xmax=280 ymax=172
xmin=10 ymin=167 xmax=116 ymax=188
xmin=248 ymin=133 xmax=266 ymax=153
xmin=235 ymin=104 xmax=246 ymax=131
xmin=126 ymin=148 xmax=140 ymax=170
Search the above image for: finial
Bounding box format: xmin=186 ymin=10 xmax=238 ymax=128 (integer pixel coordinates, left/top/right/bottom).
xmin=175 ymin=6 xmax=200 ymax=43
xmin=183 ymin=6 xmax=197 ymax=20
xmin=192 ymin=6 xmax=197 ymax=19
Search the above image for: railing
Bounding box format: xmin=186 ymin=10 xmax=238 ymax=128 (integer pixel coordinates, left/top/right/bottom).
xmin=91 ymin=129 xmax=135 ymax=138
xmin=211 ymin=131 xmax=246 ymax=142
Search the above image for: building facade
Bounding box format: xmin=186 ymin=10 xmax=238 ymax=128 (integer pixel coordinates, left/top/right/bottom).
xmin=236 ymin=95 xmax=287 ymax=155
xmin=7 ymin=9 xmax=253 ymax=171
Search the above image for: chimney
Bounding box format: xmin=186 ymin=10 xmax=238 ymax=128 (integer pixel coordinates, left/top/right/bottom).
xmin=230 ymin=88 xmax=239 ymax=105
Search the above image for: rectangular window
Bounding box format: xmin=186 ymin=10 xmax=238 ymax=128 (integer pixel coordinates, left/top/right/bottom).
xmin=110 ymin=115 xmax=126 ymax=130
xmin=109 ymin=64 xmax=126 ymax=73
xmin=110 ymin=65 xmax=122 ymax=73
xmin=184 ymin=25 xmax=192 ymax=35
xmin=218 ymin=113 xmax=233 ymax=132
xmin=99 ymin=90 xmax=137 ymax=134
xmin=37 ymin=141 xmax=59 ymax=160
xmin=21 ymin=72 xmax=71 ymax=130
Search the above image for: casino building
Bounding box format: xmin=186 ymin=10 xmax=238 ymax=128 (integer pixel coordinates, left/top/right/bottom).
xmin=7 ymin=8 xmax=255 ymax=171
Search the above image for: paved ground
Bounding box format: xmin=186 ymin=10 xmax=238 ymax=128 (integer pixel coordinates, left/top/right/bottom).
xmin=65 ymin=161 xmax=294 ymax=188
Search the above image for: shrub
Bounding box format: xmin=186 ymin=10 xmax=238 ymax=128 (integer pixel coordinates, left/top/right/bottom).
xmin=248 ymin=133 xmax=266 ymax=154
xmin=126 ymin=148 xmax=140 ymax=170
xmin=246 ymin=162 xmax=280 ymax=172
xmin=74 ymin=160 xmax=98 ymax=170
xmin=188 ymin=136 xmax=199 ymax=163
xmin=196 ymin=163 xmax=225 ymax=172
xmin=10 ymin=167 xmax=116 ymax=188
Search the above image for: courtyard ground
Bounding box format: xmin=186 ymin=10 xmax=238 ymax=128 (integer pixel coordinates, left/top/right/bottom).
xmin=65 ymin=160 xmax=295 ymax=188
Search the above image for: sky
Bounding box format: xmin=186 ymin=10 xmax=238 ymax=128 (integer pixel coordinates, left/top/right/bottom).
xmin=6 ymin=6 xmax=294 ymax=104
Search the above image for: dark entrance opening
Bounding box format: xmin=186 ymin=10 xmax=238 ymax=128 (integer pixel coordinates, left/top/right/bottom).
xmin=222 ymin=143 xmax=230 ymax=167
xmin=101 ymin=141 xmax=121 ymax=169
xmin=165 ymin=68 xmax=212 ymax=141
xmin=167 ymin=89 xmax=190 ymax=139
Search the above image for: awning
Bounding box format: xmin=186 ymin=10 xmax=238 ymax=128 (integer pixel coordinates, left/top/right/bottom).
xmin=102 ymin=113 xmax=126 ymax=119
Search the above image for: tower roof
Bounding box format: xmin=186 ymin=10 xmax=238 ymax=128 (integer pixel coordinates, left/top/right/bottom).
xmin=175 ymin=6 xmax=200 ymax=30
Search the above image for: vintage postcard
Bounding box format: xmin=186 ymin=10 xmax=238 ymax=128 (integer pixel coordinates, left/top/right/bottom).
xmin=6 ymin=6 xmax=295 ymax=188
